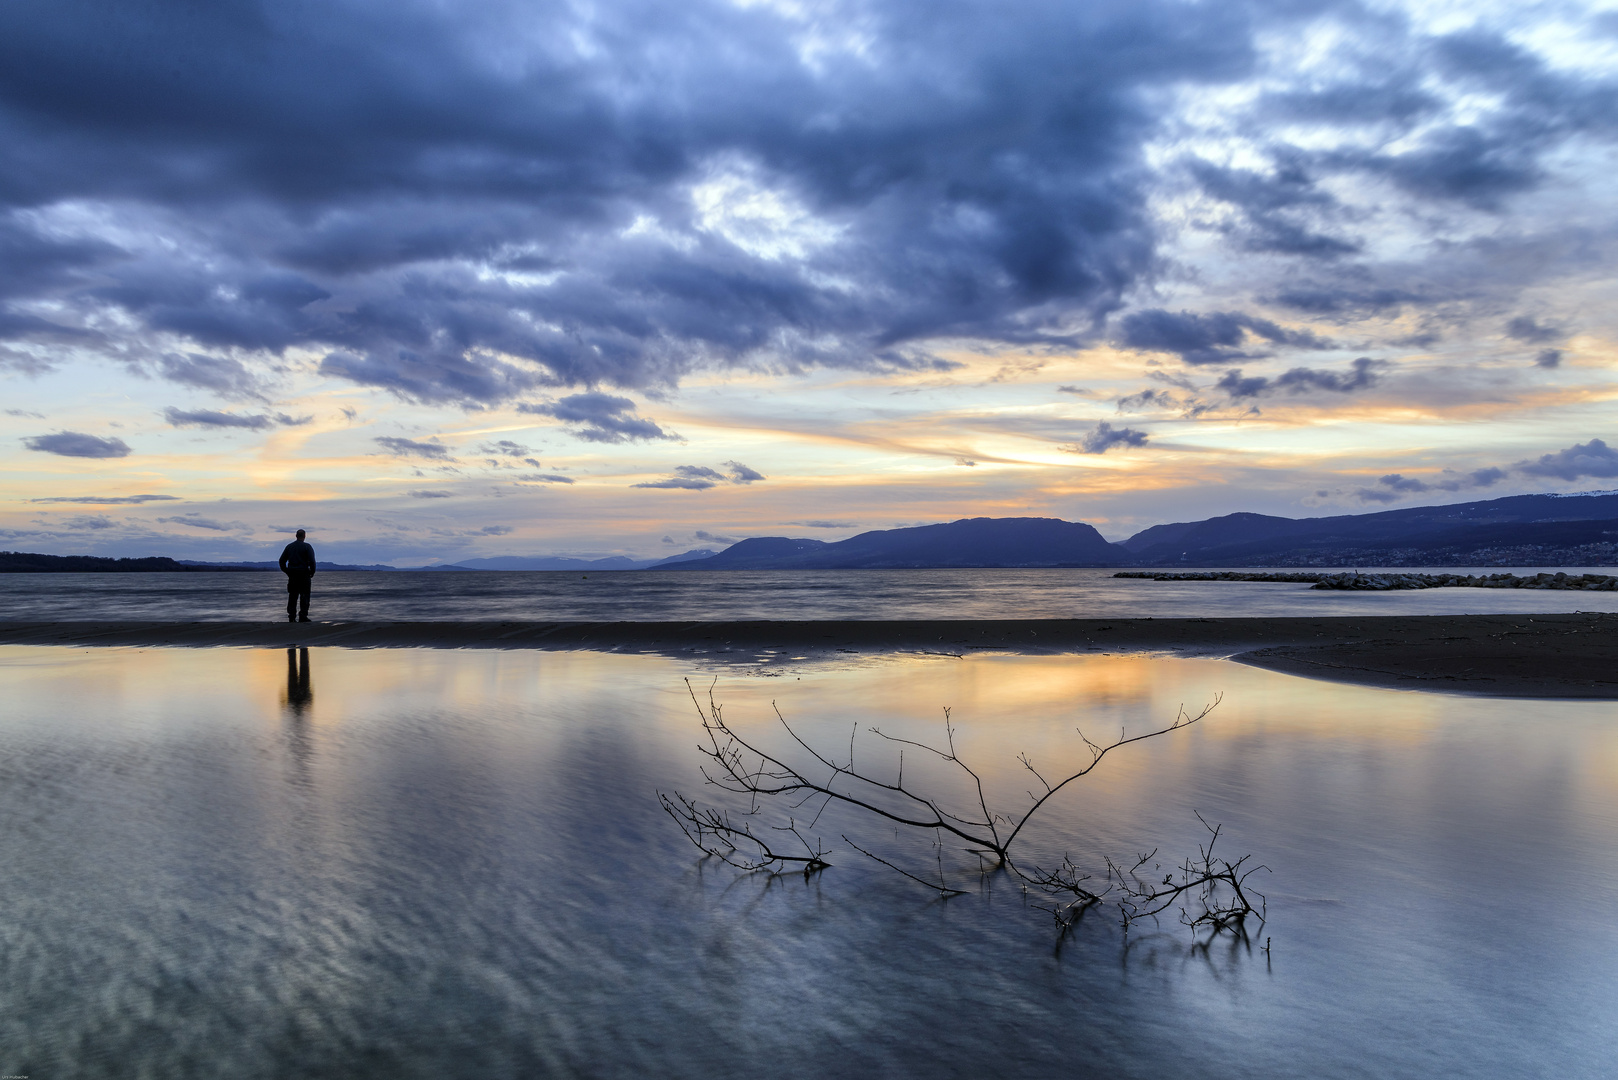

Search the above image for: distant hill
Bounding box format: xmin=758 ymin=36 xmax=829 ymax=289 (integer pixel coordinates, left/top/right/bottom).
xmin=658 ymin=517 xmax=1126 ymax=569
xmin=175 ymin=559 xmax=403 ymax=571
xmin=1 ymin=552 xmax=263 ymax=573
xmin=1119 ymin=491 xmax=1618 ymax=567
xmin=430 ymin=549 xmax=716 ymax=571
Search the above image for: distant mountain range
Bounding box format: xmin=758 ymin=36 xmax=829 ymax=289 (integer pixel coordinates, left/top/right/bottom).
xmin=427 ymin=549 xmax=717 ymax=571
xmin=1117 ymin=490 xmax=1618 ymax=567
xmin=9 ymin=490 xmax=1618 ymax=572
xmin=652 ymin=517 xmax=1120 ymax=569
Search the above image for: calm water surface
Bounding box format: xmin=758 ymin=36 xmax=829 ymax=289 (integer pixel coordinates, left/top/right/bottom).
xmin=6 ymin=566 xmax=1618 ymax=622
xmin=0 ymin=646 xmax=1615 ymax=1078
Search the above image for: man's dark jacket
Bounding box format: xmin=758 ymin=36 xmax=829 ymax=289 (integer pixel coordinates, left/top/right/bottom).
xmin=279 ymin=540 xmax=317 ymax=579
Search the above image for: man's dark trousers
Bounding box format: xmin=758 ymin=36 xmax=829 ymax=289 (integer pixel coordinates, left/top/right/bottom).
xmin=287 ymin=573 xmax=312 ymax=620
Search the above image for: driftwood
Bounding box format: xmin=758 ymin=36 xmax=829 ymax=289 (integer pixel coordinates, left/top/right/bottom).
xmin=660 ymin=679 xmax=1266 ymax=940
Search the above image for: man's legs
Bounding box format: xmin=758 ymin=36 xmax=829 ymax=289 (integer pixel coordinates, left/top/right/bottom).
xmin=295 ymin=579 xmax=311 ymax=621
xmin=287 ymin=579 xmax=298 ymax=621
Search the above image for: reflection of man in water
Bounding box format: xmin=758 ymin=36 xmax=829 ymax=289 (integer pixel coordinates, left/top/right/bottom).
xmin=278 ymin=528 xmax=317 ymax=623
xmin=284 ymin=647 xmax=313 ymax=716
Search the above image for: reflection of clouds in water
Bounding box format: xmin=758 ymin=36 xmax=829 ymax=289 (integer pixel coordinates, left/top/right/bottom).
xmin=1 ymin=647 xmax=1615 ymax=1077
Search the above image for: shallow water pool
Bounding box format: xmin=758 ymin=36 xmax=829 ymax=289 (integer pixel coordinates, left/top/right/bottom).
xmin=0 ymin=646 xmax=1614 ymax=1078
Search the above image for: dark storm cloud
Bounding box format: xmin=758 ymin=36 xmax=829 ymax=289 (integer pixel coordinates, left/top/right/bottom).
xmin=1186 ymin=158 xmax=1361 ymax=258
xmin=155 ymin=514 xmax=247 ymax=532
xmin=634 ymin=462 xmax=763 ymax=488
xmin=156 ymin=353 xmax=268 ymax=398
xmin=519 ymin=394 xmax=676 ymax=444
xmin=31 ymin=493 xmax=179 ymax=504
xmin=1534 ymin=349 xmax=1562 ymax=369
xmin=1 ymin=2 xmax=1613 ymax=408
xmin=1378 ymin=473 xmax=1430 ymax=493
xmin=1364 ymin=461 xmax=1547 ymax=502
xmin=634 ymin=477 xmax=714 ymax=490
xmin=1518 ymin=439 xmax=1618 ymax=482
xmin=23 ymin=431 xmax=131 ymax=458
xmin=1116 ymin=387 xmax=1178 ymax=411
xmin=58 ymin=514 xmax=117 ymax=530
xmin=478 ymin=439 xmax=532 ymax=458
xmin=163 ymin=406 xmax=308 ymax=429
xmin=373 ymin=435 xmax=453 ymax=459
xmin=1069 ymin=422 xmax=1148 ymax=455
xmin=1285 ymin=29 xmax=1618 ymax=212
xmin=723 ymin=461 xmax=764 ymax=484
xmin=1506 ymin=316 xmax=1562 ymax=344
xmin=1117 ymin=309 xmax=1331 ymax=366
xmin=1269 ymin=286 xmax=1424 ymax=317
xmin=0 ymin=0 xmax=1268 ymax=402
xmin=1216 ymin=357 xmax=1384 ymax=399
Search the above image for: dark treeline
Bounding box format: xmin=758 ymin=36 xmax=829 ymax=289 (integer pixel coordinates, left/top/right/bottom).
xmin=0 ymin=552 xmax=265 ymax=573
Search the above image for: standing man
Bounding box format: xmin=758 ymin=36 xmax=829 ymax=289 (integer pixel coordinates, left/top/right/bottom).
xmin=279 ymin=529 xmax=317 ymax=623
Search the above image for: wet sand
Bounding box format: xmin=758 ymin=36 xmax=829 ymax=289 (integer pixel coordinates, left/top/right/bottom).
xmin=3 ymin=612 xmax=1616 ymax=698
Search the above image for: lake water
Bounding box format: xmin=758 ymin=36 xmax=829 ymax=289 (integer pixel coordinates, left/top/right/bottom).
xmin=1 ymin=645 xmax=1615 ymax=1078
xmin=6 ymin=566 xmax=1618 ymax=622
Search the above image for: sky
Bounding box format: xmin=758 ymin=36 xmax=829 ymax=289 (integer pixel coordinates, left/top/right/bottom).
xmin=3 ymin=0 xmax=1618 ymax=565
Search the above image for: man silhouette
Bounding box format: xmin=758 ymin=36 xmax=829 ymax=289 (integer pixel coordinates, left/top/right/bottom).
xmin=279 ymin=529 xmax=317 ymax=623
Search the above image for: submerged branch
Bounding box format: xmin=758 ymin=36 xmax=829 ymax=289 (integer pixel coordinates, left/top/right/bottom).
xmin=658 ymin=679 xmax=1265 ymax=940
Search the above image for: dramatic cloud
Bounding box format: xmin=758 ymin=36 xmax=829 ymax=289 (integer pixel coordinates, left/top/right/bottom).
xmin=634 ymin=462 xmax=763 ymax=489
xmin=30 ymin=494 xmax=179 ymax=504
xmin=1071 ymin=422 xmax=1149 ymax=455
xmin=1378 ymin=474 xmax=1430 ymax=493
xmin=155 ymin=514 xmax=246 ymax=532
xmin=1364 ymin=462 xmax=1545 ymax=501
xmin=519 ymin=394 xmax=676 ymax=444
xmin=0 ymin=0 xmax=1284 ymax=403
xmin=1216 ymin=358 xmax=1384 ymax=399
xmin=1533 ymin=349 xmax=1562 ymax=369
xmin=1506 ymin=316 xmax=1562 ymax=344
xmin=478 ymin=440 xmax=532 ymax=458
xmin=634 ymin=466 xmax=722 ymax=490
xmin=407 ymin=489 xmax=452 ymax=498
xmin=163 ymin=407 xmax=309 ymax=429
xmin=23 ymin=432 xmax=132 ymax=458
xmin=1116 ymin=388 xmax=1178 ymax=411
xmin=1186 ymin=158 xmax=1360 ymax=258
xmin=54 ymin=514 xmax=116 ymax=530
xmin=1117 ymin=310 xmax=1331 ymax=366
xmin=373 ymin=436 xmax=453 ymax=459
xmin=156 ymin=354 xmax=268 ymax=398
xmin=1519 ymin=439 xmax=1618 ymax=482
xmin=514 ymin=473 xmax=575 ymax=484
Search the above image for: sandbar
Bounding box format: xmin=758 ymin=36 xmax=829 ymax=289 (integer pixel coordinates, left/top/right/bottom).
xmin=2 ymin=613 xmax=1615 ymax=698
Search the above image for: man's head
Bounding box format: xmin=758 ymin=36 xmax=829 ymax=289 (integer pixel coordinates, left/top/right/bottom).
xmin=295 ymin=529 xmax=306 ymax=540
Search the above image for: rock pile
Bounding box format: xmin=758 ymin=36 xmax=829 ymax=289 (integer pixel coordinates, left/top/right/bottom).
xmin=1115 ymin=569 xmax=1618 ymax=590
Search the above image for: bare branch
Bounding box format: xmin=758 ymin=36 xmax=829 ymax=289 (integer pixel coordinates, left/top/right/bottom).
xmin=659 ymin=682 xmax=1264 ymax=942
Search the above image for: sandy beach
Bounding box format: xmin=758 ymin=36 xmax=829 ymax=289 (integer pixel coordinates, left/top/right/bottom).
xmin=3 ymin=612 xmax=1615 ymax=698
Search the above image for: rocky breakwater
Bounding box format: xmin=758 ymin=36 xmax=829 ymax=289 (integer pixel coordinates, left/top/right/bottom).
xmin=1115 ymin=570 xmax=1618 ymax=591
xmin=1309 ymin=571 xmax=1618 ymax=591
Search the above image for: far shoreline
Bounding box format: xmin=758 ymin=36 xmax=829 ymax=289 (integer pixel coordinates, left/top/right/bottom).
xmin=2 ymin=613 xmax=1616 ymax=700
